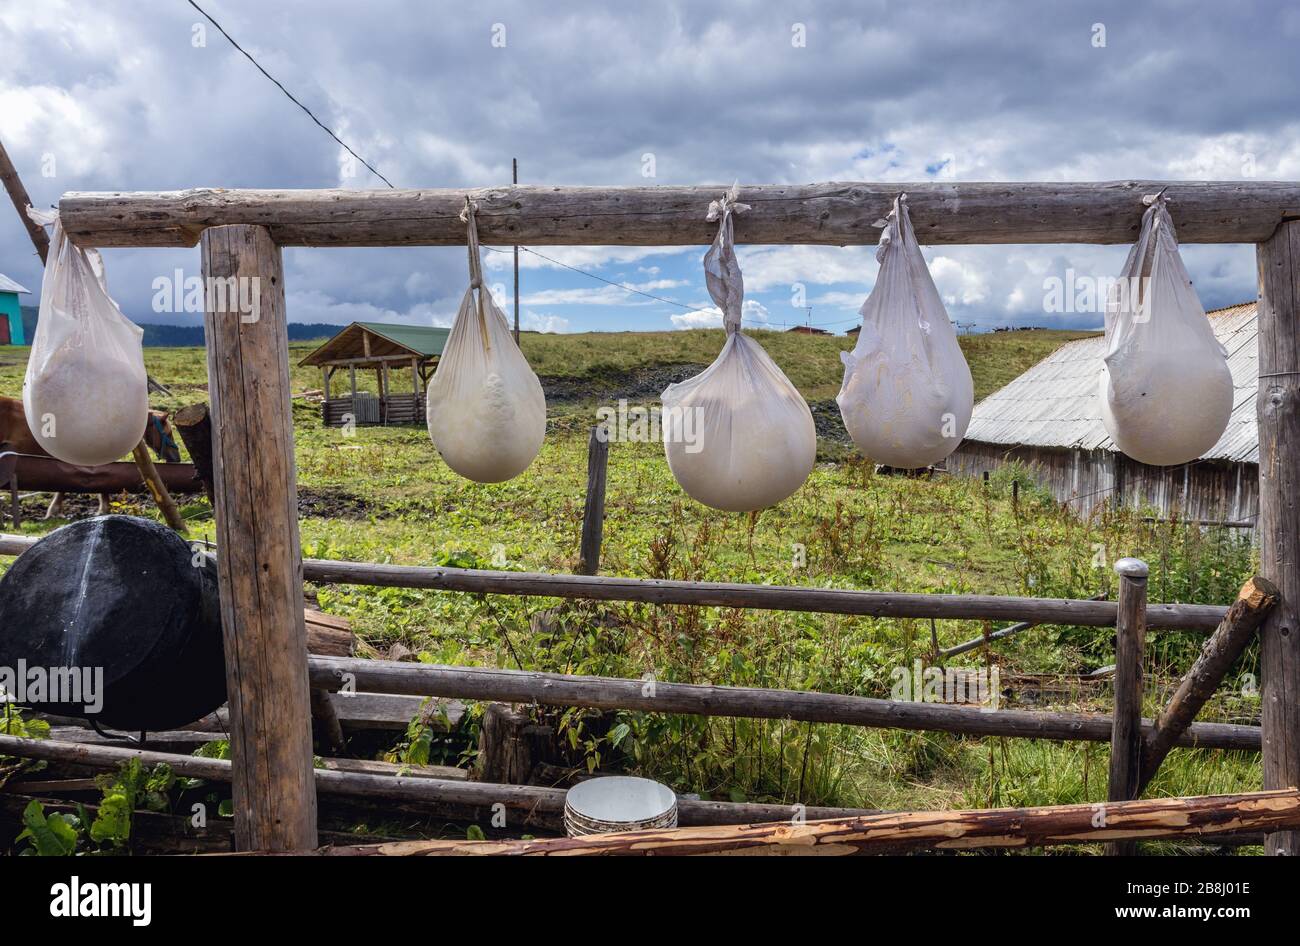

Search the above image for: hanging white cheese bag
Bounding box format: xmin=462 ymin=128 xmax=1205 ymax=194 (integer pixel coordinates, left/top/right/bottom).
xmin=22 ymin=207 xmax=148 ymax=467
xmin=426 ymin=200 xmax=546 ymax=483
xmin=1099 ymin=194 xmax=1232 ymax=466
xmin=661 ymin=188 xmax=816 ymax=512
xmin=837 ymin=194 xmax=973 ymax=469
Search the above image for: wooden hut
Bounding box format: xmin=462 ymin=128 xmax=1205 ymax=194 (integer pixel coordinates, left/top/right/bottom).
xmin=298 ymin=321 xmax=448 ymax=427
xmin=946 ymin=302 xmax=1259 ymax=527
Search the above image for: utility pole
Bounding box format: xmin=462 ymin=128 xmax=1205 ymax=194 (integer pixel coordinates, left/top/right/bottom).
xmin=512 ymin=157 xmax=520 ymax=344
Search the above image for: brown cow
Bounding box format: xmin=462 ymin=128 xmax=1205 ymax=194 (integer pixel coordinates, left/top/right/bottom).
xmin=0 ymin=395 xmax=181 ymax=518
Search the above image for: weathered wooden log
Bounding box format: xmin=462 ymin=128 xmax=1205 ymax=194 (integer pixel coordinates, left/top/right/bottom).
xmin=304 ymin=609 xmax=356 ymax=657
xmin=0 ymin=137 xmax=49 ymax=263
xmin=1256 ymin=219 xmax=1300 ymax=857
xmin=1139 ymin=576 xmax=1278 ymax=795
xmin=296 ymin=559 xmax=1226 ymax=629
xmin=307 ymin=656 xmax=1261 ymax=751
xmin=577 ymin=426 xmax=608 ymax=576
xmin=0 ymin=532 xmax=1233 ymax=630
xmin=1105 ymin=558 xmax=1147 ymax=856
xmin=56 ymin=182 xmax=1300 ymax=248
xmin=312 ymin=789 xmax=1300 ymax=856
xmin=0 ymin=735 xmax=876 ymax=827
xmin=202 ymin=224 xmax=317 ymax=852
xmin=172 ymin=402 xmax=215 ymax=503
xmin=474 ymin=704 xmax=538 ymax=785
xmin=3 ymin=457 xmax=202 ymax=495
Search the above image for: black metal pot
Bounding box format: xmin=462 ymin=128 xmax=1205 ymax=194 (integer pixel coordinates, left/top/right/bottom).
xmin=0 ymin=515 xmax=226 ymax=732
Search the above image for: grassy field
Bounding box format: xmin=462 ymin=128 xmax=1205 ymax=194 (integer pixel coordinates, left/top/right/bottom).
xmin=0 ymin=328 xmax=1264 ymax=850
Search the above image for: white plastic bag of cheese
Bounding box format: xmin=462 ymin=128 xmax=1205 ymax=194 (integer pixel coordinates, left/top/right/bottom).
xmin=837 ymin=194 xmax=973 ymax=469
xmin=22 ymin=207 xmax=148 ymax=467
xmin=1099 ymin=194 xmax=1233 ymax=466
xmin=661 ymin=188 xmax=816 ymax=512
xmin=425 ymin=203 xmax=546 ymax=483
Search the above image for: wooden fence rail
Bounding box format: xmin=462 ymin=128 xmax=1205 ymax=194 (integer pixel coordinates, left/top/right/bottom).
xmin=307 ymin=656 xmax=1261 ymax=751
xmin=0 ymin=534 xmax=1229 ymax=630
xmin=56 ymin=181 xmax=1300 ymax=248
xmin=312 ymin=789 xmax=1300 ymax=857
xmin=0 ymin=735 xmax=871 ymax=828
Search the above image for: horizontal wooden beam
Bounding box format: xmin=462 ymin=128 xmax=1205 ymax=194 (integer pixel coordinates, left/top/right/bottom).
xmin=308 ymin=656 xmax=1261 ymax=751
xmin=57 ymin=181 xmax=1300 ymax=248
xmin=314 ymin=789 xmax=1300 ymax=856
xmin=0 ymin=735 xmax=874 ymax=827
xmin=296 ymin=560 xmax=1228 ymax=629
xmin=0 ymin=533 xmax=1231 ymax=629
xmin=3 ymin=457 xmax=203 ymax=495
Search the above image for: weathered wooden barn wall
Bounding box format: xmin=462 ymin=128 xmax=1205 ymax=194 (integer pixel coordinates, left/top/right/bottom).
xmin=946 ymin=441 xmax=1257 ymax=527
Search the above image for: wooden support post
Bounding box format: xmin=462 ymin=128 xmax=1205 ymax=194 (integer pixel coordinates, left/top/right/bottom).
xmin=1106 ymin=557 xmax=1147 ymax=856
xmin=201 ymin=223 xmax=317 ymax=851
xmin=1 ymin=449 xmax=17 ymax=529
xmin=172 ymin=402 xmax=215 ymax=503
xmin=0 ymin=136 xmax=49 ymax=264
xmin=131 ymin=441 xmax=186 ymax=533
xmin=577 ymin=426 xmax=609 ymax=575
xmin=1257 ymin=219 xmax=1300 ymax=856
xmin=473 ymin=703 xmax=537 ymax=785
xmin=512 ymin=157 xmax=520 ymax=344
xmin=1139 ymin=576 xmax=1278 ymax=795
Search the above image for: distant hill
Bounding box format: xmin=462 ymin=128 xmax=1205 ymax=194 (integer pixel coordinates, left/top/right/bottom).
xmin=19 ymin=307 xmax=338 ymax=347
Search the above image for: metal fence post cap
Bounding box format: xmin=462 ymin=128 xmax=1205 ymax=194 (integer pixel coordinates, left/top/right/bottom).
xmin=1114 ymin=557 xmax=1149 ymax=579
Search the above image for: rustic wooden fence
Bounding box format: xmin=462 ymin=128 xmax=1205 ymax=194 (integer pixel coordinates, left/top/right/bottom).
xmin=1 ymin=180 xmax=1298 ymax=855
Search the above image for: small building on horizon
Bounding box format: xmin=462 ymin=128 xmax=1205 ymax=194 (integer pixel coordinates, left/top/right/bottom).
xmin=946 ymin=302 xmax=1259 ymax=528
xmin=0 ymin=273 xmax=29 ymax=345
xmin=299 ymin=321 xmax=449 ymax=426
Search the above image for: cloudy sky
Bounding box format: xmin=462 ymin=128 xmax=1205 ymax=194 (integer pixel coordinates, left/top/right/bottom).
xmin=0 ymin=0 xmax=1295 ymax=333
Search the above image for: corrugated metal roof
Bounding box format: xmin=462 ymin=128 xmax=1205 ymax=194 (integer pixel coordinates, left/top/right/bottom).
xmin=355 ymin=322 xmax=450 ymax=356
xmin=964 ymin=302 xmax=1259 ymax=464
xmin=0 ymin=273 xmax=31 ymax=295
xmin=298 ymin=321 xmax=449 ymax=366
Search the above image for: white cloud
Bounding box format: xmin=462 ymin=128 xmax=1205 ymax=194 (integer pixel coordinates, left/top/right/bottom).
xmin=928 ymin=256 xmax=990 ymax=307
xmin=522 ymin=311 xmax=570 ymax=333
xmin=670 ymin=298 xmax=771 ymax=330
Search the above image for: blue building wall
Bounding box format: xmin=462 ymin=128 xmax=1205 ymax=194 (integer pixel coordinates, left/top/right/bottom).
xmin=0 ymin=291 xmax=24 ymax=345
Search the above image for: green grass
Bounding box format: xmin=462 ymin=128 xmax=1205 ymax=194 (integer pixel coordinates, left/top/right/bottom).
xmin=0 ymin=328 xmax=1264 ymax=851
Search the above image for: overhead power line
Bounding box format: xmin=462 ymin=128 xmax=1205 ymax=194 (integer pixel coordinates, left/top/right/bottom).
xmin=184 ymin=2 xmax=860 ymax=330
xmin=186 ymin=0 xmax=395 ymax=187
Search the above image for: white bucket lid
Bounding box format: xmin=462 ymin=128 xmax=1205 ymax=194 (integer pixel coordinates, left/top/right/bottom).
xmin=564 ymin=776 xmax=676 ymax=824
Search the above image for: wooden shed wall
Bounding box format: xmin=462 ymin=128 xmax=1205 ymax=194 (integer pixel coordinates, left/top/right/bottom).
xmin=946 ymin=441 xmax=1257 ymax=527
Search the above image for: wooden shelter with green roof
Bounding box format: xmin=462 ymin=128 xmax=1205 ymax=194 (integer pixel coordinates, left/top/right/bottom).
xmin=299 ymin=321 xmax=448 ymax=426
